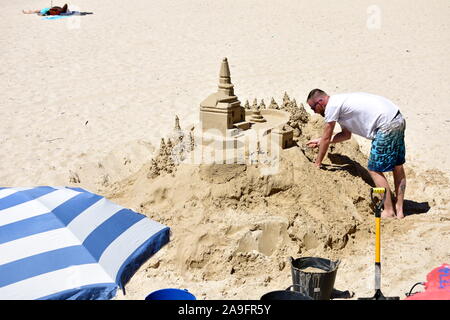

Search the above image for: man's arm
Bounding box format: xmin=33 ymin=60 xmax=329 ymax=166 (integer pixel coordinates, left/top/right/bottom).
xmin=314 ymin=121 xmax=336 ymax=167
xmin=306 ymin=127 xmax=352 ymax=147
xmin=330 ymin=127 xmax=352 ymax=144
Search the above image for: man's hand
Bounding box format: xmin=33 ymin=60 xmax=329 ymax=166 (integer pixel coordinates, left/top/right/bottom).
xmin=309 ymin=121 xmax=336 ymax=170
xmin=307 ymin=139 xmax=323 ymax=168
xmin=306 ymin=138 xmax=321 ymax=148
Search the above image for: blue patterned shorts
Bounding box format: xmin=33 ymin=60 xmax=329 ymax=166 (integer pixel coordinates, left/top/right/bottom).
xmin=368 ymin=113 xmax=406 ymax=172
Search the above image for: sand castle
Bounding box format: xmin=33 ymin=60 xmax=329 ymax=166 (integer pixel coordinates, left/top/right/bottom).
xmin=147 ymin=58 xmax=313 ymax=178
xmin=197 ymin=58 xmax=295 ymax=164
xmin=200 ymin=58 xmax=251 ymax=134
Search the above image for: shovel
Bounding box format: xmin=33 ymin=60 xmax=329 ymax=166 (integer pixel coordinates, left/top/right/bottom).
xmin=358 ymin=187 xmax=400 ymax=300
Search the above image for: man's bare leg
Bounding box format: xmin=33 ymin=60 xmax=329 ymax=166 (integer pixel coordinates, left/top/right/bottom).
xmin=368 ymin=170 xmax=396 ymax=218
xmin=393 ymin=165 xmax=406 ymax=219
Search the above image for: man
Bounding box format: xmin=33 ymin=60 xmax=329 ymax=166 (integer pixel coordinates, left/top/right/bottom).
xmin=306 ymin=89 xmax=407 ymax=219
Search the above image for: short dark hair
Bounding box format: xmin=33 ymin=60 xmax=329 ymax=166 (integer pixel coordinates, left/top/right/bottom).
xmin=307 ymin=88 xmax=327 ymax=101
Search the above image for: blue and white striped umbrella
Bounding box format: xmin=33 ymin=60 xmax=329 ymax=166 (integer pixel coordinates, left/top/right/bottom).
xmin=0 ymin=186 xmax=170 ymax=300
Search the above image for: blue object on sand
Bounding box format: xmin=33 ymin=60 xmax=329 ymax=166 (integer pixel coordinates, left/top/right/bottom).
xmin=40 ymin=8 xmax=50 ymax=15
xmin=145 ymin=288 xmax=196 ymax=300
xmin=42 ymin=14 xmax=72 ymax=20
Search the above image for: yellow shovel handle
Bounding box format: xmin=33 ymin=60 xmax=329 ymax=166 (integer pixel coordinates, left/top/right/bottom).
xmin=372 ymin=187 xmax=386 ymax=194
xmin=375 ymin=217 xmax=381 ymax=263
xmin=371 ymin=188 xmax=384 ymax=263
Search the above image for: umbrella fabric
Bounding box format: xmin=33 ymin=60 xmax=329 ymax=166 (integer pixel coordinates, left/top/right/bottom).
xmin=0 ymin=186 xmax=170 ymax=300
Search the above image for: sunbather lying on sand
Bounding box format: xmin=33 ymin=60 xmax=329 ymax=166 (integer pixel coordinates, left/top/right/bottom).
xmin=23 ymin=4 xmax=69 ymax=16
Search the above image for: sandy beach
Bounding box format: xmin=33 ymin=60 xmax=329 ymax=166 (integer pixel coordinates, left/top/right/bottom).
xmin=1 ymin=0 xmax=449 ymax=300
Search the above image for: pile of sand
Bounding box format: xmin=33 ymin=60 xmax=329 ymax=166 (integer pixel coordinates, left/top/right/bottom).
xmin=59 ymin=93 xmax=449 ymax=300
xmin=99 ymin=94 xmax=399 ymax=299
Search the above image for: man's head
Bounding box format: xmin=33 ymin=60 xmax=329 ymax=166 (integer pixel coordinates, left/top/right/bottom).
xmin=307 ymin=88 xmax=329 ymax=116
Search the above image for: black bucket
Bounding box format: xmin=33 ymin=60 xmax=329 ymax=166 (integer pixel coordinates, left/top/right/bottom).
xmin=260 ymin=285 xmax=313 ymax=300
xmin=290 ymin=256 xmax=340 ymax=300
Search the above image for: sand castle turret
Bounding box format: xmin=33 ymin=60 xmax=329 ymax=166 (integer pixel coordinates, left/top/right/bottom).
xmin=158 ymin=138 xmax=166 ymax=156
xmin=249 ymin=99 xmax=267 ymax=123
xmin=283 ymin=92 xmax=290 ymax=104
xmin=173 ymin=115 xmax=184 ymax=143
xmin=188 ymin=131 xmax=195 ymax=151
xmin=200 ymin=58 xmax=250 ymax=135
xmin=291 ymin=99 xmax=297 ymax=108
xmin=252 ymin=98 xmax=258 ymax=109
xmin=218 ymin=57 xmax=233 ymax=96
xmin=174 ymin=115 xmax=181 ymax=131
xmin=259 ymin=99 xmax=266 ymax=109
xmin=166 ymin=138 xmax=173 ymax=154
xmin=269 ymin=97 xmax=279 ymax=109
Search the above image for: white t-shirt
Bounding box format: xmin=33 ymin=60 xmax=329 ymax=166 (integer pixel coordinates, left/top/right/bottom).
xmin=324 ymin=92 xmax=399 ymax=140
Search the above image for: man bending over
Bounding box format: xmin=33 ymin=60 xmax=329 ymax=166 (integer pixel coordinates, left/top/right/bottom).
xmin=306 ymin=89 xmax=407 ymax=219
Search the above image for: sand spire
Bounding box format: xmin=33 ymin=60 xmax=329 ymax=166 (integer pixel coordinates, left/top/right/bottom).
xmin=252 ymin=98 xmax=258 ymax=109
xmin=269 ymin=97 xmax=279 ymax=109
xmin=218 ymin=57 xmax=234 ymax=96
xmin=259 ymin=99 xmax=266 ymax=109
xmin=174 ymin=115 xmax=181 ymax=131
xmin=200 ymin=57 xmax=247 ymax=134
xmin=250 ymin=99 xmax=267 ymax=123
xmin=159 ymin=138 xmax=166 ymax=155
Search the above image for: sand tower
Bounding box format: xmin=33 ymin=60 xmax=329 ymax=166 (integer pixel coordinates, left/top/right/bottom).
xmin=200 ymin=58 xmax=251 ymax=135
xmin=192 ymin=58 xmax=294 ymax=166
xmin=250 ymin=99 xmax=267 ymax=123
